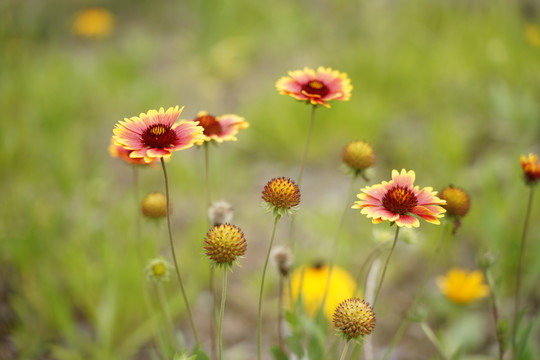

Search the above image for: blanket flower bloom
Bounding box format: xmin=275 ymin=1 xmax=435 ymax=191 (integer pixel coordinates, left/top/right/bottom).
xmin=520 ymin=153 xmax=540 ymax=185
xmin=113 ymin=106 xmax=204 ymax=163
xmin=108 ymin=137 xmax=154 ymax=166
xmin=352 ymin=169 xmax=446 ymax=228
xmin=275 ymin=66 xmax=352 ymax=108
xmin=436 ymin=268 xmax=489 ymax=305
xmin=192 ymin=111 xmax=249 ymax=144
xmin=333 ymin=298 xmax=375 ymax=341
xmin=342 ymin=140 xmax=375 ymax=176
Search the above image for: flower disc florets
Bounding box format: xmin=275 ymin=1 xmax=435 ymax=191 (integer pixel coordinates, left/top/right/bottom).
xmin=146 ymin=258 xmax=172 ymax=282
xmin=204 ymin=224 xmax=247 ymax=268
xmin=262 ymin=177 xmax=301 ymax=219
xmin=333 ymin=298 xmax=375 ymax=341
xmin=352 ymin=169 xmax=446 ymax=228
xmin=342 ymin=140 xmax=375 ymax=176
xmin=439 ymin=186 xmax=470 ymax=218
xmin=520 ymin=153 xmax=540 ymax=185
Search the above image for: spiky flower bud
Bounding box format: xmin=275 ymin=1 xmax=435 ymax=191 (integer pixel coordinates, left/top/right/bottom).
xmin=142 ymin=192 xmax=170 ymax=218
xmin=439 ymin=186 xmax=470 ymax=218
xmin=262 ymin=177 xmax=300 ymax=219
xmin=342 ymin=140 xmax=375 ymax=177
xmin=333 ymin=298 xmax=375 ymax=341
xmin=204 ymin=224 xmax=247 ymax=268
xmin=208 ymin=201 xmax=234 ymax=226
xmin=146 ymin=257 xmax=172 ymax=282
xmin=439 ymin=186 xmax=470 ymax=234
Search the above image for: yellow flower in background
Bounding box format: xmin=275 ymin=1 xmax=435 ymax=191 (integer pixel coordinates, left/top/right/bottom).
xmin=525 ymin=23 xmax=540 ymax=48
xmin=289 ymin=263 xmax=359 ymax=321
xmin=72 ymin=8 xmax=115 ymax=38
xmin=436 ymin=268 xmax=489 ymax=305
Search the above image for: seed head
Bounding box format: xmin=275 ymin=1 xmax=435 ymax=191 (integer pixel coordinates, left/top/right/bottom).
xmin=204 ymin=224 xmax=247 ymax=268
xmin=262 ymin=177 xmax=300 ymax=219
xmin=272 ymin=246 xmax=293 ymax=276
xmin=333 ymin=298 xmax=375 ymax=341
xmin=342 ymin=140 xmax=375 ymax=176
xmin=208 ymin=201 xmax=234 ymax=226
xmin=142 ymin=192 xmax=170 ymax=218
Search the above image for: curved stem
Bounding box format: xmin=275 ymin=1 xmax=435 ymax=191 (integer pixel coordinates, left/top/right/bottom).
xmin=373 ymin=226 xmax=400 ymax=308
xmin=512 ymin=185 xmax=535 ymax=354
xmin=420 ymin=321 xmax=449 ymax=360
xmin=257 ymin=217 xmax=280 ymax=360
xmin=382 ymin=222 xmax=449 ymax=360
xmin=218 ymin=269 xmax=228 ymax=360
xmin=160 ymin=158 xmax=200 ymax=347
xmin=339 ymin=341 xmax=351 ymax=360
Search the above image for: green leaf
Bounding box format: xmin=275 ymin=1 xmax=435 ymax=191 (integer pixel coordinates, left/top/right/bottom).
xmin=270 ymin=346 xmax=289 ymax=360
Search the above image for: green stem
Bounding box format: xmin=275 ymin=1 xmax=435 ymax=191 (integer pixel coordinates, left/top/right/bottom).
xmin=485 ymin=269 xmax=504 ymax=360
xmin=218 ymin=269 xmax=228 ymax=360
xmin=277 ymin=274 xmax=284 ymax=354
xmin=156 ymin=283 xmax=176 ymax=352
xmin=420 ymin=321 xmax=448 ymax=360
xmin=382 ymin=222 xmax=449 ymax=360
xmin=320 ymin=175 xmax=357 ymax=312
xmin=160 ymin=158 xmax=200 ymax=347
xmin=512 ymin=185 xmax=535 ymax=355
xmin=204 ymin=142 xmax=212 ymax=208
xmin=373 ymin=226 xmax=400 ymax=308
xmin=257 ymin=217 xmax=280 ymax=360
xmin=339 ymin=341 xmax=351 ymax=360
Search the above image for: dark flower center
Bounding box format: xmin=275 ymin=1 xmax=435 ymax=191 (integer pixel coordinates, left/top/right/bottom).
xmin=382 ymin=186 xmax=418 ymax=215
xmin=301 ymin=80 xmax=329 ymax=97
xmin=141 ymin=124 xmax=177 ymax=148
xmin=196 ymin=114 xmax=222 ymax=136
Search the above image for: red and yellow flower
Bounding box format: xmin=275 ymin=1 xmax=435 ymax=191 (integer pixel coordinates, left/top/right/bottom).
xmin=191 ymin=111 xmax=249 ymax=144
xmin=108 ymin=137 xmax=154 ymax=166
xmin=352 ymin=169 xmax=446 ymax=228
xmin=276 ymin=67 xmax=352 ymax=108
xmin=520 ymin=153 xmax=540 ymax=185
xmin=113 ymin=106 xmax=204 ymax=163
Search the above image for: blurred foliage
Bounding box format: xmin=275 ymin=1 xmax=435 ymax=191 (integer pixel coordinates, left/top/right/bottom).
xmin=1 ymin=0 xmax=540 ymax=358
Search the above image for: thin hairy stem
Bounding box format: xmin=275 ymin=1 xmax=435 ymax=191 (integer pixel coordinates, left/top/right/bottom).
xmin=512 ymin=185 xmax=535 ymax=355
xmin=257 ymin=217 xmax=280 ymax=360
xmin=373 ymin=226 xmax=400 ymax=308
xmin=160 ymin=158 xmax=200 ymax=347
xmin=420 ymin=321 xmax=449 ymax=360
xmin=339 ymin=341 xmax=351 ymax=360
xmin=156 ymin=283 xmax=176 ymax=352
xmin=485 ymin=269 xmax=504 ymax=360
xmin=218 ymin=269 xmax=228 ymax=360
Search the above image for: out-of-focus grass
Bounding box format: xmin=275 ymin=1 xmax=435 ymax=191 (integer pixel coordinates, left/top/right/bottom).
xmin=1 ymin=0 xmax=539 ymax=358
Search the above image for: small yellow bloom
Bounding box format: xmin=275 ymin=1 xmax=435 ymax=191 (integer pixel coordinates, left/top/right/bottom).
xmin=72 ymin=8 xmax=115 ymax=38
xmin=436 ymin=268 xmax=489 ymax=305
xmin=142 ymin=192 xmax=169 ymax=218
xmin=146 ymin=258 xmax=172 ymax=282
xmin=289 ymin=264 xmax=359 ymax=321
xmin=525 ymin=24 xmax=540 ymax=47
xmin=342 ymin=140 xmax=375 ymax=175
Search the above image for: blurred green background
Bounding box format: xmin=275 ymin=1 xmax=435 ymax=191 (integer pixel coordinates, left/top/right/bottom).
xmin=1 ymin=0 xmax=540 ymax=359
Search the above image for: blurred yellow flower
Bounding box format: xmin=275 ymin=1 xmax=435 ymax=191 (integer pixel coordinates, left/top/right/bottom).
xmin=72 ymin=8 xmax=115 ymax=38
xmin=289 ymin=263 xmax=359 ymax=321
xmin=525 ymin=24 xmax=540 ymax=48
xmin=436 ymin=268 xmax=489 ymax=305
